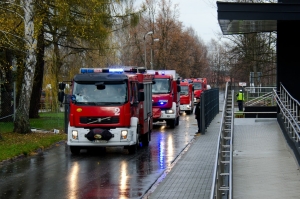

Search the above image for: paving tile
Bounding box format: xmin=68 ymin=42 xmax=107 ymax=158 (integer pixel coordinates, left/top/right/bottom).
xmin=146 ymin=92 xmax=300 ymax=199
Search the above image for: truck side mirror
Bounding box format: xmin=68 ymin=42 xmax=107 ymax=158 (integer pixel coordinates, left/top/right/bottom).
xmin=192 ymin=86 xmax=194 ymax=91
xmin=59 ymin=82 xmax=66 ymax=90
xmin=138 ymin=91 xmax=144 ymax=102
xmin=58 ymin=91 xmax=65 ymax=103
xmin=177 ymin=85 xmax=181 ymax=92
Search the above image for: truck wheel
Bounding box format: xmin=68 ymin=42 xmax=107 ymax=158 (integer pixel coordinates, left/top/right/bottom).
xmin=70 ymin=146 xmax=81 ymax=155
xmin=127 ymin=144 xmax=137 ymax=154
xmin=142 ymin=132 xmax=150 ymax=146
xmin=167 ymin=119 xmax=176 ymax=128
xmin=176 ymin=116 xmax=179 ymax=126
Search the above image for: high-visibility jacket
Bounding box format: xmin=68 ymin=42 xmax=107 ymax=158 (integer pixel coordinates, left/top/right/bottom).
xmin=237 ymin=92 xmax=244 ymax=101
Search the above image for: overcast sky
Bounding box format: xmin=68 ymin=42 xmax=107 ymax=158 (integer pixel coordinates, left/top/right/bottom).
xmin=171 ymin=0 xmax=222 ymax=44
xmin=134 ymin=0 xmax=222 ymax=44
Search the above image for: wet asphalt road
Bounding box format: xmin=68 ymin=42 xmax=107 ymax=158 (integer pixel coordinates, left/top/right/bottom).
xmin=0 ymin=113 xmax=198 ymax=199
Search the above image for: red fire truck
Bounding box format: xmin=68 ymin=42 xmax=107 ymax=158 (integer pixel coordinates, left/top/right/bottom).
xmin=58 ymin=67 xmax=154 ymax=154
xmin=193 ymin=78 xmax=207 ymax=104
xmin=147 ymin=70 xmax=181 ymax=128
xmin=180 ymin=80 xmax=194 ymax=115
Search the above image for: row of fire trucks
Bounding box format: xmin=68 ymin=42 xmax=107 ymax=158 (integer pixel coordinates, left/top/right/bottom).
xmin=58 ymin=67 xmax=183 ymax=154
xmin=178 ymin=77 xmax=208 ymax=115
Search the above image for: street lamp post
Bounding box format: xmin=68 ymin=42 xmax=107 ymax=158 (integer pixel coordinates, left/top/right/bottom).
xmin=144 ymin=31 xmax=153 ymax=69
xmin=151 ymin=38 xmax=159 ymax=70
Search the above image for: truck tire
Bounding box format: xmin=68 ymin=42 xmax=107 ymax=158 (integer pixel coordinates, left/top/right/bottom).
xmin=142 ymin=132 xmax=150 ymax=146
xmin=70 ymin=146 xmax=81 ymax=155
xmin=128 ymin=142 xmax=138 ymax=154
xmin=167 ymin=119 xmax=176 ymax=128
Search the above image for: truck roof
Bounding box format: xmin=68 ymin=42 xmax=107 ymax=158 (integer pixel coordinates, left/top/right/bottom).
xmin=74 ymin=73 xmax=129 ymax=82
xmin=180 ymin=81 xmax=190 ymax=86
xmin=147 ymin=70 xmax=177 ymax=79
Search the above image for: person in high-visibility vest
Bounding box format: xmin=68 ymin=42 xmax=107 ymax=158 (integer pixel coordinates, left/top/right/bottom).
xmin=236 ymin=89 xmax=244 ymax=111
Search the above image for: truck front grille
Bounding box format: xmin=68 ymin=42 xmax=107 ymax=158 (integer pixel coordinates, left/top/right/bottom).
xmin=80 ymin=116 xmax=119 ymax=124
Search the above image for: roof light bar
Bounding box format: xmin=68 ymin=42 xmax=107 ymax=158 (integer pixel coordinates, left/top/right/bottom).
xmin=109 ymin=68 xmax=124 ymax=73
xmin=79 ymin=67 xmax=146 ymax=74
xmin=80 ymin=68 xmax=102 ymax=73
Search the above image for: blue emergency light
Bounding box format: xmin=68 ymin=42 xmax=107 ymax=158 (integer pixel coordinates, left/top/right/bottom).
xmin=80 ymin=68 xmax=102 ymax=73
xmin=80 ymin=68 xmax=87 ymax=73
xmin=158 ymin=100 xmax=168 ymax=105
xmin=80 ymin=68 xmax=125 ymax=74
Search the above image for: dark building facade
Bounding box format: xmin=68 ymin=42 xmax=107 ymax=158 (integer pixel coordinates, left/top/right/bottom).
xmin=217 ymin=0 xmax=300 ymax=102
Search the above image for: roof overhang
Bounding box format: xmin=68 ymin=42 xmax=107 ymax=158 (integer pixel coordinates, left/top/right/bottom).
xmin=217 ymin=2 xmax=300 ymax=35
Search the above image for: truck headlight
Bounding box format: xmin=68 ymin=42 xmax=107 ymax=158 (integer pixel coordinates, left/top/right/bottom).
xmin=187 ymin=105 xmax=190 ymax=109
xmin=72 ymin=130 xmax=78 ymax=139
xmin=165 ymin=109 xmax=174 ymax=114
xmin=121 ymin=130 xmax=128 ymax=139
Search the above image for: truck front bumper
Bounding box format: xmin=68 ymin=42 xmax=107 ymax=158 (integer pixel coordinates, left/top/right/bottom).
xmin=67 ymin=126 xmax=137 ymax=147
xmin=180 ymin=104 xmax=192 ymax=111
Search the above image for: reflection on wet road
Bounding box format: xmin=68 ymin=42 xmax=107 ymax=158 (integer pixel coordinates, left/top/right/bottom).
xmin=0 ymin=113 xmax=198 ymax=199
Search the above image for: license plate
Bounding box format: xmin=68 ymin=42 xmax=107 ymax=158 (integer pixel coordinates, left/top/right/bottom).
xmin=94 ymin=140 xmax=107 ymax=143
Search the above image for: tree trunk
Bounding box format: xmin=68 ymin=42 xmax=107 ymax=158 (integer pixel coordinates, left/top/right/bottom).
xmin=13 ymin=0 xmax=37 ymax=134
xmin=29 ymin=27 xmax=45 ymax=118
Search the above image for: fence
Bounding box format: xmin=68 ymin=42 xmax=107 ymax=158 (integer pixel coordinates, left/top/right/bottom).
xmin=0 ymin=89 xmax=14 ymax=123
xmin=0 ymin=87 xmax=64 ymax=133
xmin=199 ymin=88 xmax=220 ymax=134
xmin=210 ymin=82 xmax=233 ymax=199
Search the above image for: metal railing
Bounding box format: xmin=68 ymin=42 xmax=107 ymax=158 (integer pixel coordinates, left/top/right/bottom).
xmin=243 ymin=86 xmax=276 ymax=106
xmin=274 ymin=83 xmax=300 ymax=149
xmin=210 ymin=82 xmax=233 ymax=199
xmin=245 ymin=91 xmax=274 ymax=106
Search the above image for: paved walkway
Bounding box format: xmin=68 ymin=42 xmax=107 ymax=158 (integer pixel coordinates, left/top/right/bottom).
xmin=145 ymin=94 xmax=224 ymax=199
xmin=146 ymin=114 xmax=221 ymax=199
xmin=233 ymin=118 xmax=300 ymax=199
xmin=144 ymin=92 xmax=300 ymax=199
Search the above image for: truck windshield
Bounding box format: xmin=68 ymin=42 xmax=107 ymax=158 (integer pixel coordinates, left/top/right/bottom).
xmin=180 ymin=86 xmax=188 ymax=95
xmin=152 ymin=78 xmax=170 ymax=94
xmin=193 ymin=82 xmax=202 ymax=90
xmin=72 ymin=82 xmax=128 ymax=104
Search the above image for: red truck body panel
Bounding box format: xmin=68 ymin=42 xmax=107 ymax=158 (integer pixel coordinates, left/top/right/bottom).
xmin=66 ymin=67 xmax=154 ymax=151
xmin=146 ymin=70 xmax=180 ymax=127
xmin=179 ymin=81 xmax=194 ymax=114
xmin=192 ymin=78 xmax=207 ymax=103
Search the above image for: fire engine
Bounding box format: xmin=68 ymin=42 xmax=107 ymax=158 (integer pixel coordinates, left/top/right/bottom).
xmin=192 ymin=78 xmax=207 ymax=104
xmin=147 ymin=70 xmax=181 ymax=128
xmin=179 ymin=80 xmax=194 ymax=115
xmin=58 ymin=67 xmax=154 ymax=154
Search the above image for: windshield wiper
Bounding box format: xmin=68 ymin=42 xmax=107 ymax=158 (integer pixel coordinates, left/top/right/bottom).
xmin=75 ymin=102 xmax=96 ymax=105
xmin=103 ymin=102 xmax=122 ymax=105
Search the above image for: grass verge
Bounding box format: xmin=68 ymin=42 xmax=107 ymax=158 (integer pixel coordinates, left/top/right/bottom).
xmin=0 ymin=112 xmax=67 ymax=163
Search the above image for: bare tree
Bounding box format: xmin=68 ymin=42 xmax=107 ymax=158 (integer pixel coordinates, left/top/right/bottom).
xmin=14 ymin=0 xmax=37 ymax=134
